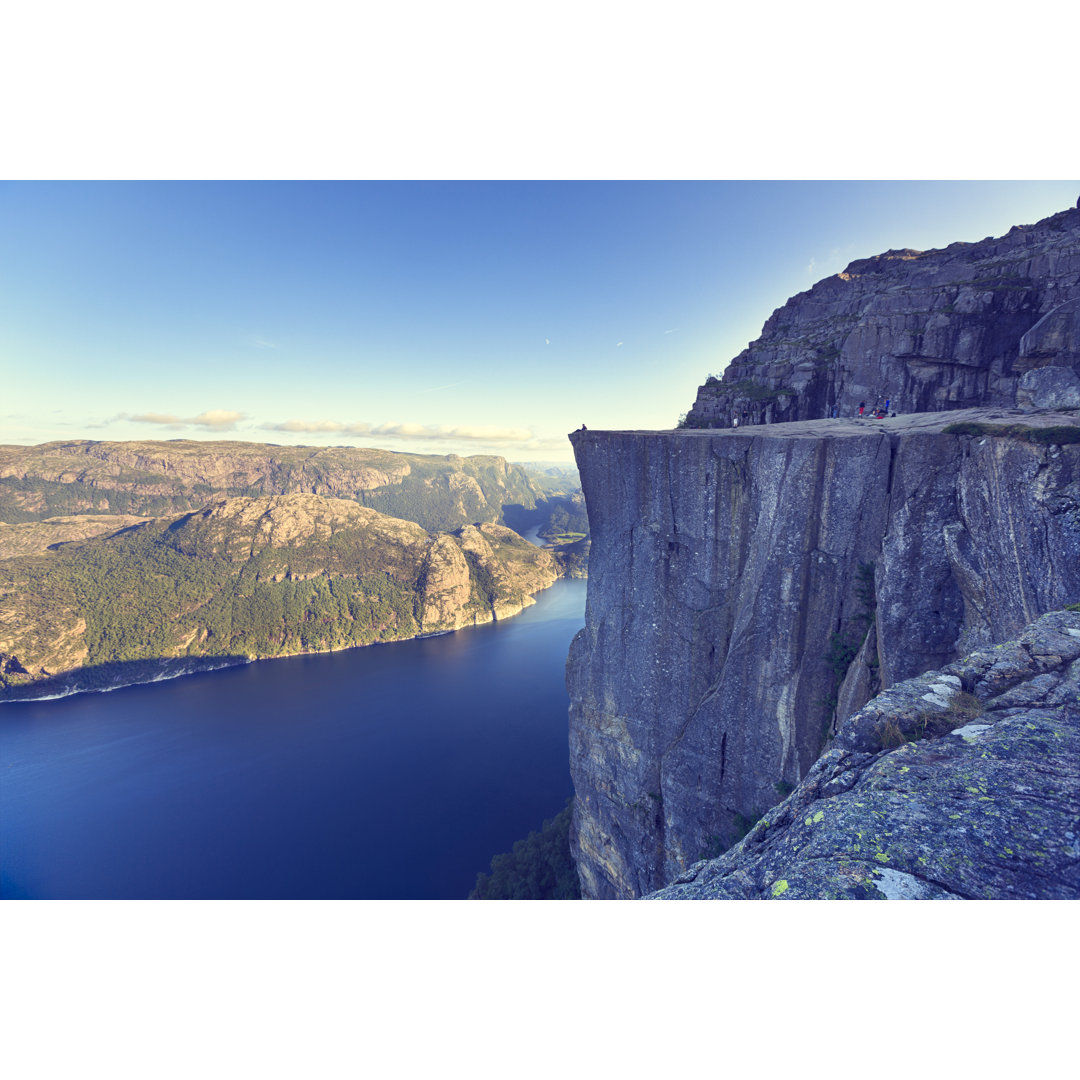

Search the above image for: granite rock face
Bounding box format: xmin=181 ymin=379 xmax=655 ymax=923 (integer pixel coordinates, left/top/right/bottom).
xmin=685 ymin=204 xmax=1080 ymax=427
xmin=647 ymin=610 xmax=1080 ymax=900
xmin=567 ymin=412 xmax=1080 ymax=899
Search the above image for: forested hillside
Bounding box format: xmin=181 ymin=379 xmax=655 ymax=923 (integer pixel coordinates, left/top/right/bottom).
xmin=0 ymin=493 xmax=558 ymax=700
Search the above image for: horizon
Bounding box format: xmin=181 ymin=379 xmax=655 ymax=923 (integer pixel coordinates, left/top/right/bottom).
xmin=3 ymin=180 xmax=1078 ymax=461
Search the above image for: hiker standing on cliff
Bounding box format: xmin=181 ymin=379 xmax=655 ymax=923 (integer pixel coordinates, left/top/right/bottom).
xmin=858 ymin=401 xmax=865 ymax=416
xmin=733 ymin=414 xmax=739 ymax=428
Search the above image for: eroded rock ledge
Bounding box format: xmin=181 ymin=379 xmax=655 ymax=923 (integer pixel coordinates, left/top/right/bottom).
xmin=648 ymin=610 xmax=1080 ymax=900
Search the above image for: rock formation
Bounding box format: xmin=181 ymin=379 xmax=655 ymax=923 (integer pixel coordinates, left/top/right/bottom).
xmin=684 ymin=204 xmax=1080 ymax=426
xmin=648 ymin=609 xmax=1080 ymax=900
xmin=567 ymin=410 xmax=1080 ymax=899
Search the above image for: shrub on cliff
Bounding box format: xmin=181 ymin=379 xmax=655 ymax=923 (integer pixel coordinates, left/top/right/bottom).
xmin=469 ymin=799 xmax=580 ymax=899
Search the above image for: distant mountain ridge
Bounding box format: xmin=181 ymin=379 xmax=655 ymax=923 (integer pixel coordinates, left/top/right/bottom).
xmin=0 ymin=439 xmax=540 ymax=533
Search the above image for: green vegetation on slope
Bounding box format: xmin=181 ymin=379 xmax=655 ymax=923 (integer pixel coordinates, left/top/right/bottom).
xmin=0 ymin=495 xmax=557 ymax=698
xmin=469 ymin=799 xmax=580 ymax=900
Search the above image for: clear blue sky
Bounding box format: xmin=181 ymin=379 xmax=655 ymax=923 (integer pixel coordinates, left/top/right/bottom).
xmin=2 ymin=180 xmax=1076 ymax=460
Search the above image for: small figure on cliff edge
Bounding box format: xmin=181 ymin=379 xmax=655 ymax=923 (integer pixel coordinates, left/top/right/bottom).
xmin=858 ymin=401 xmax=866 ymax=416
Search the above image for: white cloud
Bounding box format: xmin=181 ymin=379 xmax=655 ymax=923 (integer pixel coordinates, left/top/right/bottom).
xmin=664 ymin=328 xmax=678 ymax=334
xmin=266 ymin=419 xmax=351 ymax=433
xmin=807 ymin=257 xmax=817 ymax=275
xmin=617 ymin=341 xmax=623 ymax=347
xmin=263 ymin=418 xmax=549 ymax=446
xmin=545 ymin=338 xmax=550 ymax=345
xmin=246 ymin=336 xmax=279 ymax=349
xmin=126 ymin=409 xmax=246 ymax=431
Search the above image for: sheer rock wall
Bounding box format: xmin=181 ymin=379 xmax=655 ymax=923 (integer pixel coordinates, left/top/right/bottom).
xmin=567 ymin=411 xmax=1080 ymax=898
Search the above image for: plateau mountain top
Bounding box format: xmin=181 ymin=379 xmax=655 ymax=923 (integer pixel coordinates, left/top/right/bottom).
xmin=0 ymin=440 xmax=541 ymax=534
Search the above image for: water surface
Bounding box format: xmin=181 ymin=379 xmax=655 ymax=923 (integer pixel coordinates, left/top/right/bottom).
xmin=0 ymin=579 xmax=586 ymax=899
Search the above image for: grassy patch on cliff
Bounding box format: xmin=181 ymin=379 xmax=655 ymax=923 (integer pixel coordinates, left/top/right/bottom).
xmin=871 ymin=692 xmax=983 ymax=751
xmin=942 ymin=421 xmax=1080 ymax=445
xmin=469 ymin=799 xmax=580 ymax=900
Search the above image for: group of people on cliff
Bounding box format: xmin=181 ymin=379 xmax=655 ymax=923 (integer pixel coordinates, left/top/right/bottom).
xmin=727 ymin=396 xmax=897 ymax=428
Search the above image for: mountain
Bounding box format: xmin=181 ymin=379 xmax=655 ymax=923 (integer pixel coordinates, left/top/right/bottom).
xmin=0 ymin=440 xmax=540 ymax=533
xmin=684 ymin=201 xmax=1080 ymax=427
xmin=0 ymin=493 xmax=557 ymax=701
xmin=567 ymin=201 xmax=1080 ymax=900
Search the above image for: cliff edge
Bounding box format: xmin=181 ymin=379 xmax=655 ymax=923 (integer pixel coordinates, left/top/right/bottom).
xmin=567 ymin=409 xmax=1080 ymax=898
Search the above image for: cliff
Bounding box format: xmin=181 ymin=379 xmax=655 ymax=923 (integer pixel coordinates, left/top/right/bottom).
xmin=567 ymin=410 xmax=1080 ymax=898
xmin=685 ymin=203 xmax=1080 ymax=427
xmin=0 ymin=440 xmax=539 ymax=533
xmin=0 ymin=493 xmax=557 ymax=701
xmin=648 ymin=609 xmax=1080 ymax=900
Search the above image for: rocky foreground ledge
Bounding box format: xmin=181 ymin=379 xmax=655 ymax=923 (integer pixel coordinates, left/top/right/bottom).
xmin=647 ymin=610 xmax=1080 ymax=900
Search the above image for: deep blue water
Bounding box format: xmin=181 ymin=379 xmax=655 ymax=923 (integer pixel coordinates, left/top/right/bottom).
xmin=0 ymin=579 xmax=586 ymax=900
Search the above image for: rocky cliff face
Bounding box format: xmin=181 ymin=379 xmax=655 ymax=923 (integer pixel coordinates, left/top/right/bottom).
xmin=648 ymin=609 xmax=1080 ymax=900
xmin=685 ymin=203 xmax=1080 ymax=427
xmin=0 ymin=440 xmax=538 ymax=533
xmin=567 ymin=410 xmax=1080 ymax=899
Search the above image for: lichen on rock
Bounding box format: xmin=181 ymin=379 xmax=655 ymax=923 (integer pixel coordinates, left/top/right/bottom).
xmin=647 ymin=610 xmax=1080 ymax=900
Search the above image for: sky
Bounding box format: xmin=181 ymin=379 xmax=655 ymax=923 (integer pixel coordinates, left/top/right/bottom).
xmin=2 ymin=179 xmax=1076 ymax=461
